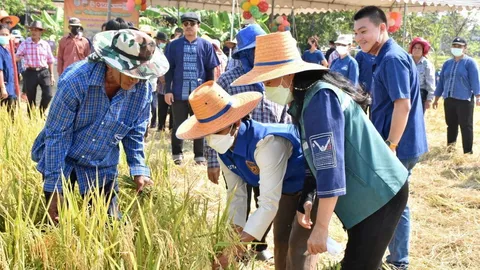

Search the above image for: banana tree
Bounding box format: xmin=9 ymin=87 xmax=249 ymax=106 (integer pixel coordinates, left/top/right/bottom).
xmin=31 ymin=7 xmax=64 ymax=42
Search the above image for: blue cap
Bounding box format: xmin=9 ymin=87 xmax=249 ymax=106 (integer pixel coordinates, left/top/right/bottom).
xmin=232 ymin=24 xmax=266 ymax=59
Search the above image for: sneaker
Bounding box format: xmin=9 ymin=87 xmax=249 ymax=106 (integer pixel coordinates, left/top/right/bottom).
xmin=174 ymin=158 xmax=182 ymax=165
xmin=254 ymin=250 xmax=273 ymax=262
xmin=194 ymin=157 xmax=206 ymax=166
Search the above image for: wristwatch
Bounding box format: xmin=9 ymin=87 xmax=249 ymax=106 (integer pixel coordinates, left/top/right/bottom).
xmin=385 ymin=140 xmax=398 ymax=150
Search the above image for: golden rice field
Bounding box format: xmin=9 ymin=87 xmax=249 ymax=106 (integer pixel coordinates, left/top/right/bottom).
xmin=0 ymin=97 xmax=479 ymax=269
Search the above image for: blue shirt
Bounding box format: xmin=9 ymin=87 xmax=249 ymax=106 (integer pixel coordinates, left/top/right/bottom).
xmin=31 ymin=61 xmax=152 ymax=194
xmin=330 ymin=55 xmax=359 ymax=86
xmin=182 ymin=40 xmax=198 ymax=97
xmin=372 ymin=38 xmax=428 ymax=160
xmin=302 ymin=50 xmax=326 ymax=65
xmin=434 ymin=55 xmax=480 ymax=101
xmin=355 ymin=51 xmax=375 ymax=93
xmin=303 ymin=90 xmax=346 ymax=198
xmin=0 ymin=46 xmax=16 ymax=98
xmin=165 ymin=37 xmax=219 ymax=100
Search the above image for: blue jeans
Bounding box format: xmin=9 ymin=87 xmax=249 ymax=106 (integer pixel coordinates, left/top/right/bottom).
xmin=386 ymin=157 xmax=419 ymax=268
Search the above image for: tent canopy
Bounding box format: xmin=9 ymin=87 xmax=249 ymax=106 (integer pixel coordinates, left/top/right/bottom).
xmin=150 ymin=0 xmax=480 ymax=14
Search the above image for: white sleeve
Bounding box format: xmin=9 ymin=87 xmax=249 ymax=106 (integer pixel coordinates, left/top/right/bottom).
xmin=219 ymin=156 xmax=248 ymax=229
xmin=243 ymin=135 xmax=292 ymax=241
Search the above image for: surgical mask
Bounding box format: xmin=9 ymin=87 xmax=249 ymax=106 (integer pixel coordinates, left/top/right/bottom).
xmin=451 ymin=48 xmax=464 ymax=57
xmin=77 ymin=31 xmax=83 ymax=38
xmin=0 ymin=36 xmax=9 ymax=45
xmin=368 ymin=31 xmax=382 ymax=55
xmin=336 ymin=45 xmax=349 ymax=56
xmin=205 ymin=125 xmax=236 ymax=154
xmin=265 ymin=77 xmax=294 ymax=105
xmin=158 ymin=43 xmax=166 ymax=49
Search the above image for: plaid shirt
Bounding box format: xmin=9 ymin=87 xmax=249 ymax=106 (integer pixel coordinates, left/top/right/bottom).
xmin=31 ymin=61 xmax=152 ymax=194
xmin=205 ymin=65 xmax=291 ymax=168
xmin=16 ymin=38 xmax=54 ymax=68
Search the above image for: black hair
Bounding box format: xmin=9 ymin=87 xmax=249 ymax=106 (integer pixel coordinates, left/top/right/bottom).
xmin=105 ymin=17 xmax=129 ymax=31
xmin=329 ymin=40 xmax=335 ymax=45
xmin=353 ymin=6 xmax=387 ymax=26
xmin=0 ymin=24 xmax=10 ymax=32
xmin=290 ymin=70 xmax=370 ymax=122
xmin=174 ymin=27 xmax=183 ymax=34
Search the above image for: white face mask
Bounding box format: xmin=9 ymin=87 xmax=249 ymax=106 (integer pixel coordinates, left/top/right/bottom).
xmin=336 ymin=45 xmax=349 ymax=56
xmin=451 ymin=48 xmax=464 ymax=57
xmin=265 ymin=77 xmax=294 ymax=105
xmin=205 ymin=125 xmax=236 ymax=154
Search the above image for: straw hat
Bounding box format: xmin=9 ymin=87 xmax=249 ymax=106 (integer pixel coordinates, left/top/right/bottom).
xmin=232 ymin=31 xmax=327 ymax=86
xmin=0 ymin=10 xmax=20 ymax=28
xmin=176 ymin=81 xmax=262 ymax=140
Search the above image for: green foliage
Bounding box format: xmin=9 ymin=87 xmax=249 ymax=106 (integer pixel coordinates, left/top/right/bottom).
xmin=1 ymin=0 xmax=55 ymax=17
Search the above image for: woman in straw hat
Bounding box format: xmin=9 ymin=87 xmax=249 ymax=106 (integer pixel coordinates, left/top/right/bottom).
xmin=176 ymin=81 xmax=319 ymax=269
xmin=231 ymin=31 xmax=409 ymax=269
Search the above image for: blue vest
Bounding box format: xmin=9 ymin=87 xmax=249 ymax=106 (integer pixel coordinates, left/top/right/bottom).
xmin=219 ymin=120 xmax=305 ymax=193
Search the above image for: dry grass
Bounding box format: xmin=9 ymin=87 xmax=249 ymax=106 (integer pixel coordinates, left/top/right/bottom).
xmin=1 ymin=96 xmax=479 ymax=269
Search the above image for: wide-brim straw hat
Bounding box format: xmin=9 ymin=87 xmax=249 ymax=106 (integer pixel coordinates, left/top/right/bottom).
xmin=232 ymin=31 xmax=328 ymax=86
xmin=0 ymin=10 xmax=20 ymax=28
xmin=176 ymin=81 xmax=262 ymax=140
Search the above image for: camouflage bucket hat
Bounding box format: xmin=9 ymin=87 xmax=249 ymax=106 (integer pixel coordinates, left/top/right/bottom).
xmin=89 ymin=29 xmax=169 ymax=80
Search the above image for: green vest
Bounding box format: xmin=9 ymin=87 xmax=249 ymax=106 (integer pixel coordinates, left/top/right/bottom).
xmin=296 ymin=81 xmax=408 ymax=229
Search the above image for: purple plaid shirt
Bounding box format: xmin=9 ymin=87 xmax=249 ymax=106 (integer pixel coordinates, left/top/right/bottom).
xmin=205 ymin=65 xmax=291 ymax=168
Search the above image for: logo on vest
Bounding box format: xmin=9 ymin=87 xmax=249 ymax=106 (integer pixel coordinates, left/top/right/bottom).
xmin=245 ymin=160 xmax=260 ymax=175
xmin=309 ymin=132 xmax=336 ymax=170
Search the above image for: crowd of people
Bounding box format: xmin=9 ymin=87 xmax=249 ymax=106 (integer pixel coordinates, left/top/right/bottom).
xmin=1 ymin=5 xmax=480 ymax=270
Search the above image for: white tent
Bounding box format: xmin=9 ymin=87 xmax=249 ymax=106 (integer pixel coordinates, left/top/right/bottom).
xmin=150 ymin=0 xmax=480 ymax=14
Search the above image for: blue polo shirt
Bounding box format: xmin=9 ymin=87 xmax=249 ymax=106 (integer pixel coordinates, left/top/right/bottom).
xmin=371 ymin=38 xmax=427 ymax=160
xmin=330 ymin=55 xmax=359 ymax=86
xmin=302 ymin=50 xmax=326 ymax=65
xmin=0 ymin=46 xmax=16 ymax=98
xmin=355 ymin=51 xmax=376 ymax=93
xmin=164 ymin=37 xmax=219 ymax=100
xmin=434 ymin=55 xmax=480 ymax=101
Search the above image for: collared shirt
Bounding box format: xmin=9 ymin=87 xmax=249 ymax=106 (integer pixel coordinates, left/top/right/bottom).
xmin=0 ymin=45 xmax=16 ymax=98
xmin=220 ymin=135 xmax=292 ymax=240
xmin=302 ymin=49 xmax=326 ymax=64
xmin=16 ymin=37 xmax=54 ymax=68
xmin=165 ymin=37 xmax=220 ymax=100
xmin=57 ymin=34 xmax=91 ymax=75
xmin=415 ymin=56 xmax=436 ymax=101
xmin=355 ymin=51 xmax=375 ymax=93
xmin=330 ymin=55 xmax=359 ymax=85
xmin=434 ymin=55 xmax=480 ymax=101
xmin=205 ymin=65 xmax=291 ymax=168
xmin=31 ymin=61 xmax=152 ymax=194
xmin=372 ymin=38 xmax=428 ymax=160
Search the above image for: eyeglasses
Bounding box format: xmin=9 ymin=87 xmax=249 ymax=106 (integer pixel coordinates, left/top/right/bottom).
xmin=3 ymin=20 xmax=13 ymax=25
xmin=182 ymin=21 xmax=197 ymax=27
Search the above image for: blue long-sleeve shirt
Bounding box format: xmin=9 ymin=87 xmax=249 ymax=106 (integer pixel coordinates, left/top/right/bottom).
xmin=434 ymin=55 xmax=480 ymax=100
xmin=31 ymin=61 xmax=152 ymax=194
xmin=330 ymin=55 xmax=359 ymax=86
xmin=303 ymin=90 xmax=346 ymax=198
xmin=355 ymin=51 xmax=375 ymax=93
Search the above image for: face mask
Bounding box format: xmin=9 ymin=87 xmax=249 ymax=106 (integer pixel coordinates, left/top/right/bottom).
xmin=367 ymin=30 xmax=382 ymax=55
xmin=265 ymin=77 xmax=294 ymax=105
xmin=0 ymin=36 xmax=9 ymax=45
xmin=451 ymin=48 xmax=464 ymax=57
xmin=205 ymin=125 xmax=236 ymax=154
xmin=77 ymin=31 xmax=83 ymax=38
xmin=158 ymin=43 xmax=166 ymax=49
xmin=336 ymin=46 xmax=349 ymax=56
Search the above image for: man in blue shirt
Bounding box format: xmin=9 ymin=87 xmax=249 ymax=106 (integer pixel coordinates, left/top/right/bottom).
xmin=302 ymin=36 xmax=328 ymax=67
xmin=0 ymin=24 xmax=16 ymax=118
xmin=31 ymin=29 xmax=169 ymax=223
xmin=433 ymin=37 xmax=480 ymax=154
xmin=354 ymin=6 xmax=428 ymax=269
xmin=164 ymin=12 xmax=220 ymax=165
xmin=329 ymin=35 xmax=359 ymax=85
